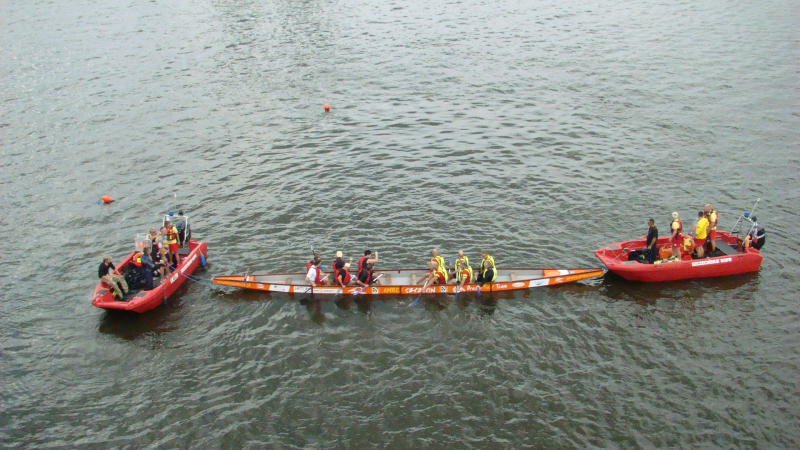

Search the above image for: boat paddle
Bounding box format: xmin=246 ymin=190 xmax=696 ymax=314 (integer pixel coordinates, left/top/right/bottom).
xmin=412 ymin=277 xmax=431 ymax=305
xmin=299 ymin=274 xmax=329 ymax=300
xmin=352 ymin=273 xmax=384 ymax=296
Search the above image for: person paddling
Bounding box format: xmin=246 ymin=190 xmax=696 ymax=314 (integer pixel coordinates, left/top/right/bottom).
xmin=305 ymin=258 xmax=327 ymax=287
xmin=476 ymin=251 xmax=497 ymax=284
xmin=332 ymin=251 xmax=353 ymax=288
xmin=358 ymin=250 xmax=378 ymax=274
xmin=448 ymin=250 xmax=469 ymax=280
xmin=419 ymin=260 xmax=446 ymax=286
xmin=451 ymin=259 xmax=473 ymax=289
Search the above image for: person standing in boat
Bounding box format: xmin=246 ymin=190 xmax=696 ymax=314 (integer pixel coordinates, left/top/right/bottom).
xmin=670 ymin=212 xmax=683 ymax=259
xmin=98 ymin=255 xmax=128 ymax=299
xmin=692 ymin=211 xmax=710 ymax=258
xmin=333 ymin=251 xmax=353 ymax=288
xmin=140 ymin=246 xmax=156 ymax=290
xmin=476 ymin=251 xmax=497 ymax=284
xmin=644 ymin=218 xmax=659 ymax=264
xmin=704 ymin=204 xmax=719 ymax=254
xmin=164 ymin=218 xmax=180 ymax=267
xmin=419 ymin=260 xmax=447 ymax=286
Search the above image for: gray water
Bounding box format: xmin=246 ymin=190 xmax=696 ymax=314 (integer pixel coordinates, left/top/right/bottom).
xmin=2 ymin=0 xmax=799 ymax=448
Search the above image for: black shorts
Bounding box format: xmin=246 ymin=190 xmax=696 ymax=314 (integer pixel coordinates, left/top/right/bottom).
xmin=358 ymin=270 xmax=374 ymax=284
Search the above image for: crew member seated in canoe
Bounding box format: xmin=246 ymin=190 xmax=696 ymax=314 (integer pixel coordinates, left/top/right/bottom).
xmin=448 ymin=250 xmax=469 ymax=281
xmin=332 ymin=251 xmax=354 ymax=288
xmin=476 ymin=251 xmax=497 ymax=284
xmin=358 ymin=250 xmax=378 ymax=274
xmin=305 ymin=258 xmax=328 ymax=287
xmin=430 ymin=249 xmax=447 ymax=282
xmin=692 ymin=210 xmax=710 ymax=258
xmin=449 ymin=259 xmax=473 ymax=290
xmin=670 ymin=212 xmax=683 ymax=259
xmin=418 ymin=260 xmax=447 ymax=286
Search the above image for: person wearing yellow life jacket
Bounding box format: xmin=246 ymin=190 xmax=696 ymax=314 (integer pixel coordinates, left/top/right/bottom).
xmin=476 ymin=251 xmax=497 ymax=284
xmin=451 ymin=259 xmax=473 ymax=290
xmin=430 ymin=249 xmax=447 ymax=283
xmin=670 ymin=212 xmax=683 ymax=259
xmin=448 ymin=250 xmax=470 ymax=281
xmin=164 ymin=218 xmax=180 ymax=267
xmin=692 ymin=210 xmax=710 ymax=258
xmin=704 ymin=204 xmax=719 ymax=253
xmin=419 ymin=260 xmax=447 ymax=286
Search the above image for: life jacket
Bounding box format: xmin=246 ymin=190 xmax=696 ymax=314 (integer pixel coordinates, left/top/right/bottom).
xmin=165 ymin=226 xmax=179 ymax=245
xmin=457 ymin=266 xmax=473 ymax=283
xmin=681 ymin=236 xmax=695 ymax=254
xmin=307 ymin=264 xmax=324 ymax=284
xmin=358 ymin=256 xmax=369 ymax=273
xmin=333 ymin=261 xmax=351 ymax=285
xmin=430 ymin=266 xmax=447 ymax=284
xmin=706 ymin=210 xmax=718 ymax=230
xmin=432 ymin=255 xmax=447 ymax=281
xmin=132 ymin=252 xmax=143 ymax=267
xmin=455 ymin=255 xmax=470 ymax=271
xmin=671 ymin=219 xmax=683 ymax=236
xmin=480 ymin=256 xmax=497 ymax=282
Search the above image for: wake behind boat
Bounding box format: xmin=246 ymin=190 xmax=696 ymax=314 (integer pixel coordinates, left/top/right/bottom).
xmin=212 ymin=267 xmax=605 ymax=295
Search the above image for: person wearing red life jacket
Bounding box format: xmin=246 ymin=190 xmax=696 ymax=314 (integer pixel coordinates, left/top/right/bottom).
xmin=332 ymin=251 xmax=353 ymax=288
xmin=670 ymin=212 xmax=683 ymax=259
xmin=356 ymin=250 xmax=382 ymax=287
xmin=305 ymin=258 xmax=327 ymax=287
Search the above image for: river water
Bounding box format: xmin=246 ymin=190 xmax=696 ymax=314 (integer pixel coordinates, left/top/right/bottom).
xmin=2 ymin=0 xmax=798 ymax=447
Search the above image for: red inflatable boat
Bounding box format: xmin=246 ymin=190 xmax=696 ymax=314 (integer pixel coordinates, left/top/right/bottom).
xmin=595 ymin=230 xmax=762 ymax=282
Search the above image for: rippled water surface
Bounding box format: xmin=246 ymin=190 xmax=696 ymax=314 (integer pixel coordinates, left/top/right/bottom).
xmin=2 ymin=0 xmax=799 ymax=447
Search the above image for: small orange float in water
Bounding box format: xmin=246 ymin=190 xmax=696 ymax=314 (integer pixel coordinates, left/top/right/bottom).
xmin=324 ymin=104 xmax=330 ymax=112
xmin=100 ymin=195 xmax=114 ymax=204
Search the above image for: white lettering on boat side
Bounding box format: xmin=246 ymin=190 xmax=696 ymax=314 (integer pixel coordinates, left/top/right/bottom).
xmin=691 ymin=257 xmax=733 ymax=267
xmin=270 ymin=284 xmax=290 ymax=292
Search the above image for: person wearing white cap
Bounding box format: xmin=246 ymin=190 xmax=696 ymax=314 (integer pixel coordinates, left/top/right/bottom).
xmin=670 ymin=212 xmax=683 ymax=259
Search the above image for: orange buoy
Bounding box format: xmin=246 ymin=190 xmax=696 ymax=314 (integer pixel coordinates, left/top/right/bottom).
xmin=100 ymin=195 xmax=114 ymax=204
xmin=324 ymin=104 xmax=330 ymax=112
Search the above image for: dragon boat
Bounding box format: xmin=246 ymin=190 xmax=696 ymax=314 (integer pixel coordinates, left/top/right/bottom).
xmin=212 ymin=267 xmax=605 ymax=295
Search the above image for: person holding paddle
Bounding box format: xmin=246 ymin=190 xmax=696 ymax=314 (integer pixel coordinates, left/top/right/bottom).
xmin=450 ymin=259 xmax=473 ymax=289
xmin=418 ymin=260 xmax=446 ymax=286
xmin=430 ymin=249 xmax=447 ymax=283
xmin=476 ymin=251 xmax=497 ymax=284
xmin=332 ymin=251 xmax=353 ymax=288
xmin=448 ymin=250 xmax=469 ymax=280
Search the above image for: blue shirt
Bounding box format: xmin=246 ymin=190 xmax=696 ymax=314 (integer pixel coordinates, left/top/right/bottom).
xmin=140 ymin=253 xmax=155 ymax=269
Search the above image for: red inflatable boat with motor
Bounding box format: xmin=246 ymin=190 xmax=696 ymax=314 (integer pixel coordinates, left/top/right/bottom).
xmin=92 ymin=214 xmax=208 ymax=313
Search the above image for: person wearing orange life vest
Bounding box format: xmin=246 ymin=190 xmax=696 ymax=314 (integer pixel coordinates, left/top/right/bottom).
xmin=332 ymin=251 xmax=353 ymax=288
xmin=419 ymin=260 xmax=447 ymax=286
xmin=704 ymin=204 xmax=718 ymax=254
xmin=670 ymin=212 xmax=683 ymax=259
xmin=164 ymin=218 xmax=180 ymax=267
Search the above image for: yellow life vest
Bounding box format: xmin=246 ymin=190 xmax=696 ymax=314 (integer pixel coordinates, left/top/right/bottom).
xmin=455 ymin=255 xmax=469 ymax=271
xmin=432 ymin=255 xmax=447 ymax=282
xmin=435 ymin=266 xmax=448 ymax=283
xmin=132 ymin=252 xmax=143 ymax=267
xmin=480 ymin=255 xmax=497 ymax=282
